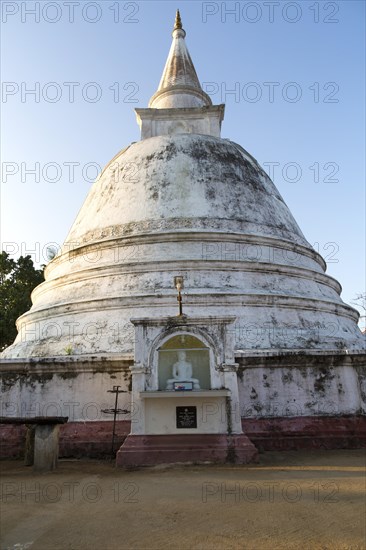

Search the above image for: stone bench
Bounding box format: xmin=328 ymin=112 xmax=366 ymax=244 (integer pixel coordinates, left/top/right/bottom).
xmin=0 ymin=417 xmax=68 ymax=471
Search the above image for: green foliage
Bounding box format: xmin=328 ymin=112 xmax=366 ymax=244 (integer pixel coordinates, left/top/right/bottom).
xmin=0 ymin=252 xmax=44 ymax=351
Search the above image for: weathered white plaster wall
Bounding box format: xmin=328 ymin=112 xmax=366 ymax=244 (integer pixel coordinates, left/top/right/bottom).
xmin=1 ymin=360 xmax=364 ymax=422
xmin=238 ymin=365 xmax=364 ymax=418
xmin=0 ymin=361 xmax=131 ymax=422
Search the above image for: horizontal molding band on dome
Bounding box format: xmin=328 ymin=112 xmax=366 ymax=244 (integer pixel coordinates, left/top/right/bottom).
xmin=33 ymin=260 xmax=342 ymax=304
xmin=63 ymin=223 xmax=313 ymax=256
xmin=16 ymin=292 xmax=359 ymax=326
xmin=46 ymin=230 xmax=327 ymax=277
xmin=63 ymin=206 xmax=312 ymax=244
xmin=0 ymin=356 xmax=133 ymax=374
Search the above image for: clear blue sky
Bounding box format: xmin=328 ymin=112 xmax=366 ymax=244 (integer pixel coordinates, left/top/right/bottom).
xmin=1 ymin=0 xmax=365 ymax=323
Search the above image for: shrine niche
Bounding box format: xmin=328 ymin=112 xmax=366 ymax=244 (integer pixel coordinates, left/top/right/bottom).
xmin=157 ymin=334 xmax=210 ymax=390
xmin=116 ymin=314 xmax=258 ymax=466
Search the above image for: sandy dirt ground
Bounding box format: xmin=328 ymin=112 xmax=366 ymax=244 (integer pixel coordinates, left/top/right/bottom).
xmin=0 ymin=449 xmax=365 ymax=550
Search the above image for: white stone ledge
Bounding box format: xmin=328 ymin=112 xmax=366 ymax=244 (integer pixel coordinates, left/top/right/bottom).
xmin=140 ymin=390 xmax=230 ymax=399
xmin=131 ymin=315 xmax=236 ymax=326
xmin=1 ymin=353 xmax=364 ymax=375
xmin=0 ymin=354 xmax=133 ymax=374
xmin=235 ymin=349 xmax=365 ymax=358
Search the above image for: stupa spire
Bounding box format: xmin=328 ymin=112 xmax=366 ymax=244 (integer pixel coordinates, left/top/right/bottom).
xmin=174 ymin=9 xmax=183 ymax=30
xmin=148 ymin=10 xmax=212 ymax=109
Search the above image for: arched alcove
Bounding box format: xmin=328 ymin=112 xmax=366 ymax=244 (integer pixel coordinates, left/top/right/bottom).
xmin=157 ymin=334 xmax=210 ymax=390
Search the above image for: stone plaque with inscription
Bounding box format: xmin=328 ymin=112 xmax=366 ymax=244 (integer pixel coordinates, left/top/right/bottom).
xmin=176 ymin=406 xmax=197 ymax=429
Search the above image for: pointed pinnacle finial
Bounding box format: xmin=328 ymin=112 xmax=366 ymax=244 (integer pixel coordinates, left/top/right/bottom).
xmin=174 ymin=9 xmax=183 ymax=30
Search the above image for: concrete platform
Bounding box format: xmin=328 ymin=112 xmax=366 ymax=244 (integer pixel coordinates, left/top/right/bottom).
xmin=116 ymin=433 xmax=258 ymax=467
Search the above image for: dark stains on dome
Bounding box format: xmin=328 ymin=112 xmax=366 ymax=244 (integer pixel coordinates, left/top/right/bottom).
xmin=186 ymin=137 xmax=243 ymax=165
xmin=144 ymin=141 xmax=178 ymax=163
xmin=205 ymin=186 xmax=216 ymax=201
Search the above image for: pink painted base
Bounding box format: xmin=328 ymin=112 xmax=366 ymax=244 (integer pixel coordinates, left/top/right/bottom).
xmin=0 ymin=421 xmax=130 ymax=459
xmin=116 ymin=433 xmax=258 ymax=467
xmin=59 ymin=420 xmax=130 ymax=458
xmin=1 ymin=416 xmax=365 ymax=460
xmin=242 ymin=416 xmax=366 ymax=451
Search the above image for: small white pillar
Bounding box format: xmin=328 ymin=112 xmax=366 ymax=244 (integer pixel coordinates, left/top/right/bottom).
xmin=33 ymin=424 xmax=60 ymax=471
xmin=129 ymin=362 xmax=147 ymax=435
xmin=221 ymin=363 xmax=242 ymax=434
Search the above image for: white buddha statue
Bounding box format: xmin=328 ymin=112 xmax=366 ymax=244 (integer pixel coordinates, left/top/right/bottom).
xmin=166 ymin=350 xmax=200 ymax=390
